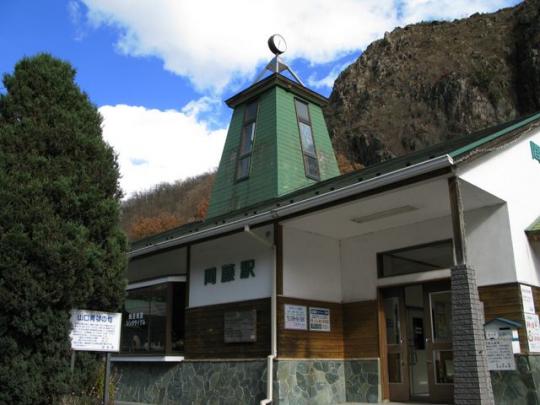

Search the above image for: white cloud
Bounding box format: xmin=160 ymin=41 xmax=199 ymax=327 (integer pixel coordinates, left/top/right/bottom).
xmin=308 ymin=59 xmax=356 ymax=90
xmin=80 ymin=0 xmax=399 ymax=92
xmin=99 ymin=103 xmax=226 ymax=198
xmin=398 ymin=0 xmax=516 ymax=25
xmin=79 ymin=0 xmax=513 ymax=92
xmin=85 ymin=0 xmax=515 ymax=196
xmin=67 ymin=0 xmax=87 ymax=41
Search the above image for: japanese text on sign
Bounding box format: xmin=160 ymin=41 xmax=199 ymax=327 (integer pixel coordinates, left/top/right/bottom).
xmin=284 ymin=304 xmax=307 ymax=330
xmin=486 ymin=333 xmax=516 ymax=371
xmin=70 ymin=309 xmax=122 ymax=352
xmin=309 ymin=307 xmax=331 ymax=332
xmin=525 ymin=313 xmax=540 ymax=353
xmin=521 ymin=284 xmax=536 ymax=314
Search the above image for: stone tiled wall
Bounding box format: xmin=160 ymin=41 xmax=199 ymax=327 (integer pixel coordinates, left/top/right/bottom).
xmin=491 ymin=355 xmax=540 ymax=405
xmin=114 ymin=360 xmax=267 ymax=405
xmin=273 ymin=359 xmax=379 ymax=405
xmin=114 ymin=358 xmax=379 ymax=405
xmin=344 ymin=359 xmax=380 ymax=403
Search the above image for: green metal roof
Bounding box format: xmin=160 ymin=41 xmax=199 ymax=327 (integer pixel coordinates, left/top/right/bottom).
xmin=225 ymin=73 xmax=328 ymax=108
xmin=130 ymin=111 xmax=540 ymax=253
xmin=526 ymin=216 xmax=540 ymax=239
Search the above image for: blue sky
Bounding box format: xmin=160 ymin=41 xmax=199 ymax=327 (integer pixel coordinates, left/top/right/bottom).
xmin=0 ymin=0 xmax=521 ymax=197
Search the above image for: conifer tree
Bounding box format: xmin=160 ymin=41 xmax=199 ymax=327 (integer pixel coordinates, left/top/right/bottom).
xmin=0 ymin=54 xmax=127 ymax=404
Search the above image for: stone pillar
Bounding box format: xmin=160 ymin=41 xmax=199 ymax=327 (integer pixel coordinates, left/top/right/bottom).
xmin=448 ymin=177 xmax=494 ymax=404
xmin=451 ymin=264 xmax=494 ymax=404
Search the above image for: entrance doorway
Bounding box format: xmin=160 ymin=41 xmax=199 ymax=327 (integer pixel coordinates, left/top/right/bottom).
xmin=382 ymin=281 xmax=453 ymax=403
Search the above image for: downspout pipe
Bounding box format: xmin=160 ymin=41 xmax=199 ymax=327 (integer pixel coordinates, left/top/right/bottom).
xmin=243 ymin=225 xmax=276 ymax=405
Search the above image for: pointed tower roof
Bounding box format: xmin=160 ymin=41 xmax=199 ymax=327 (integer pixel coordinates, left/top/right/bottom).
xmin=206 ymin=35 xmax=340 ymax=219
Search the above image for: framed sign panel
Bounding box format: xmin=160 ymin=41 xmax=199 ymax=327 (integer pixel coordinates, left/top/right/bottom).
xmin=224 ymin=310 xmax=257 ymax=343
xmin=284 ymin=304 xmax=307 ymax=330
xmin=70 ymin=310 xmax=122 ymax=352
xmin=309 ymin=307 xmax=331 ymax=332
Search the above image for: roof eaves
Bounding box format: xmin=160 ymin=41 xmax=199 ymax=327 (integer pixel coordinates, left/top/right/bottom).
xmin=485 ymin=317 xmax=522 ymax=328
xmin=450 ymin=112 xmax=540 ymax=161
xmin=526 ymin=216 xmax=540 ymax=241
xmin=225 ymin=74 xmax=328 ymax=108
xmin=128 ymin=154 xmax=453 ymax=258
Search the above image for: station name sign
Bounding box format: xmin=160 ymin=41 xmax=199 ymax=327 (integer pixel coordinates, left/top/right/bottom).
xmin=204 ymin=259 xmax=256 ymax=286
xmin=69 ymin=309 xmax=122 ymax=352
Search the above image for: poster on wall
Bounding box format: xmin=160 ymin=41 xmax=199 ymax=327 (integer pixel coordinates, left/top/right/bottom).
xmin=309 ymin=307 xmax=331 ymax=332
xmin=525 ymin=313 xmax=540 ymax=353
xmin=486 ymin=332 xmax=516 ymax=371
xmin=224 ymin=310 xmax=257 ymax=343
xmin=521 ymin=284 xmax=536 ymax=314
xmin=70 ymin=309 xmax=122 ymax=352
xmin=284 ymin=304 xmax=307 ymax=330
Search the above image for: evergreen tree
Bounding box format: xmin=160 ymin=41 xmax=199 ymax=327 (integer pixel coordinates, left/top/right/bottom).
xmin=0 ymin=54 xmax=127 ymax=404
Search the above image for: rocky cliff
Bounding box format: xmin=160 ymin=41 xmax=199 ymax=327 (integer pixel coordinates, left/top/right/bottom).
xmin=325 ymin=0 xmax=540 ymax=167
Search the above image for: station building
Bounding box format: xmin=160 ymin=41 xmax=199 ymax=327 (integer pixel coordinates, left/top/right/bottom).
xmin=113 ymin=52 xmax=540 ymax=404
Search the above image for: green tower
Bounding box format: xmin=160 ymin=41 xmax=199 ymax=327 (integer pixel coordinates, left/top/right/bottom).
xmin=207 ymin=46 xmax=340 ymax=218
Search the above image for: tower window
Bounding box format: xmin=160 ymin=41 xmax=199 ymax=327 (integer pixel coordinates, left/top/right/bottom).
xmin=295 ymin=99 xmax=320 ymax=180
xmin=237 ymin=101 xmax=258 ymax=180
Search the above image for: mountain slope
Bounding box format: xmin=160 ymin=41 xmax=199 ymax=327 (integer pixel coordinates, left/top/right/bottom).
xmin=325 ymin=0 xmax=540 ymax=166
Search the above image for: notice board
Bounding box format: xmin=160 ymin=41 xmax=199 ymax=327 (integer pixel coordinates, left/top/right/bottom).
xmin=224 ymin=309 xmax=257 ymax=343
xmin=70 ymin=309 xmax=122 ymax=352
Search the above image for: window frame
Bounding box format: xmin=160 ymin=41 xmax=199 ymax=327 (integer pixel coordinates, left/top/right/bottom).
xmin=294 ymin=98 xmax=320 ymax=181
xmin=236 ymin=100 xmax=259 ymax=181
xmin=120 ymin=281 xmax=186 ymax=356
xmin=377 ymin=239 xmax=454 ymax=279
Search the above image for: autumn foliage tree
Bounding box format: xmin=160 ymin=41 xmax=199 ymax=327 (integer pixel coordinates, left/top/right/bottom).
xmin=0 ymin=54 xmax=127 ymax=404
xmin=121 ymin=172 xmax=214 ymax=240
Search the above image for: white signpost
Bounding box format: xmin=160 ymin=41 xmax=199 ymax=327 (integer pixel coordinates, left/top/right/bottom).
xmin=525 ymin=313 xmax=540 ymax=353
xmin=520 ymin=284 xmax=540 ymax=353
xmin=70 ymin=309 xmax=122 ymax=404
xmin=521 ymin=285 xmax=536 ymax=315
xmin=486 ymin=332 xmax=516 ymax=371
xmin=70 ymin=310 xmax=122 ymax=352
xmin=284 ymin=304 xmax=307 ymax=330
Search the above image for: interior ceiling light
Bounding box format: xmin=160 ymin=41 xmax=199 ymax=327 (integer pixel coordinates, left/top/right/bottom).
xmin=350 ymin=205 xmax=418 ymax=224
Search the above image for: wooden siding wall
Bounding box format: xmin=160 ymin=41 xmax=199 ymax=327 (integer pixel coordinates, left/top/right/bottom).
xmin=278 ymin=296 xmax=344 ymax=358
xmin=185 ymin=298 xmax=270 ymax=359
xmin=343 ymin=300 xmax=379 ymax=358
xmin=277 ymin=296 xmax=379 ymax=359
xmin=479 ymin=283 xmax=540 ymax=354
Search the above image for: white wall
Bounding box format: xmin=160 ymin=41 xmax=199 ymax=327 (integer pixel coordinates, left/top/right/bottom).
xmin=465 ymin=204 xmax=517 ymax=286
xmin=282 ymin=227 xmax=342 ymax=302
xmin=341 ymin=216 xmax=454 ymax=302
xmin=189 ymin=225 xmax=273 ymax=307
xmin=458 ymin=129 xmax=540 ymax=286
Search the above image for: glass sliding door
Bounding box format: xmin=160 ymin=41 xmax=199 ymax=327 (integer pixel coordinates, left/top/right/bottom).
xmin=382 ymin=281 xmax=453 ymax=404
xmin=383 ymin=290 xmax=409 ymax=401
xmin=426 ymin=288 xmax=454 ymax=403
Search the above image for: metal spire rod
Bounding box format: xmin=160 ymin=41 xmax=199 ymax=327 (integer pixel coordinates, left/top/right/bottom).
xmin=253 ymin=35 xmax=305 ymax=86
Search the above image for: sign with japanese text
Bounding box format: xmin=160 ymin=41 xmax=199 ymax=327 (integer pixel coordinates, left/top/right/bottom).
xmin=521 ymin=284 xmax=536 ymax=314
xmin=284 ymin=304 xmax=307 ymax=330
xmin=486 ymin=333 xmax=516 ymax=371
xmin=525 ymin=313 xmax=540 ymax=353
xmin=125 ymin=312 xmax=145 ymax=327
xmin=70 ymin=310 xmax=122 ymax=352
xmin=309 ymin=307 xmax=331 ymax=332
xmin=204 ymin=259 xmax=256 ymax=285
